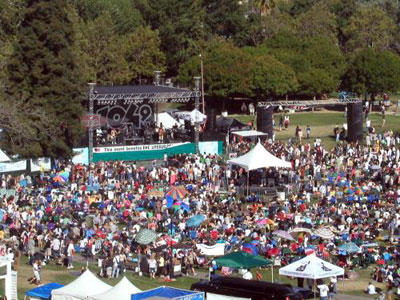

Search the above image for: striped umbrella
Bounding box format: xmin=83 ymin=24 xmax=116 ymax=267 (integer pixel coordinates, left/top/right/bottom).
xmin=52 ymin=175 xmax=66 ymax=183
xmin=135 ymin=229 xmax=157 ymax=245
xmin=166 ymin=186 xmax=188 ymax=200
xmin=315 ymin=227 xmax=335 ymax=240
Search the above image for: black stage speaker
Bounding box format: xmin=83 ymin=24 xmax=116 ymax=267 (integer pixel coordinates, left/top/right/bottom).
xmin=347 ymin=102 xmax=363 ymax=142
xmin=257 ymin=106 xmax=273 ymax=138
xmin=206 ymin=108 xmax=217 ymax=132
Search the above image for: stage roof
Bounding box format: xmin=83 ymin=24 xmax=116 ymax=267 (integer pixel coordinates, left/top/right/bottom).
xmin=92 ymin=85 xmax=200 ymax=105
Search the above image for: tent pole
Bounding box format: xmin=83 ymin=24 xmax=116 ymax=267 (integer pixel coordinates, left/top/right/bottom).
xmin=314 ymin=279 xmax=316 ymax=299
xmin=271 ymin=265 xmax=274 ymax=283
xmin=247 ymin=171 xmax=249 ymax=196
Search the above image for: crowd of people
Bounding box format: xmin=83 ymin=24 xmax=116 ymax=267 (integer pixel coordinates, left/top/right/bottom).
xmin=1 ymin=122 xmax=400 ymax=299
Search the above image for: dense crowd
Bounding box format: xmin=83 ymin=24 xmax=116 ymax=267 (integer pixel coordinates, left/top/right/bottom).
xmin=1 ymin=128 xmax=400 ymax=299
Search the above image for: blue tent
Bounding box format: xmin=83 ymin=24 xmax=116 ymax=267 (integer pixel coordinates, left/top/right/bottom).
xmin=25 ymin=283 xmax=63 ymax=299
xmin=131 ymin=287 xmax=204 ymax=300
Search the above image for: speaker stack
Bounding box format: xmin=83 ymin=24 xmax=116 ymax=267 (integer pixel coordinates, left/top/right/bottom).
xmin=347 ymin=102 xmax=363 ymax=142
xmin=257 ymin=106 xmax=273 ymax=139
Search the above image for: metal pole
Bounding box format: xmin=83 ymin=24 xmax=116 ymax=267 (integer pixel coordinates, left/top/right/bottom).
xmin=199 ymin=54 xmax=205 ymax=114
xmin=88 ymin=83 xmax=96 ymax=165
xmin=194 ymin=77 xmax=201 ymax=154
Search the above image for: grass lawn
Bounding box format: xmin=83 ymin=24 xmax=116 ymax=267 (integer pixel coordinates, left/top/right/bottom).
xmin=231 ymin=111 xmax=400 ymax=149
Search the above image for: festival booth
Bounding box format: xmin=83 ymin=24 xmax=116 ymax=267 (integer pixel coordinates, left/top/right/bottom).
xmin=216 ymin=117 xmax=251 ymax=134
xmin=51 ymin=270 xmax=111 ymax=300
xmin=0 ymin=150 xmax=10 ymax=162
xmin=215 ymin=251 xmax=272 ymax=269
xmin=90 ymin=277 xmax=141 ymax=300
xmin=131 ymin=287 xmax=204 ymax=300
xmin=228 ymin=142 xmax=292 ymax=194
xmin=279 ymin=253 xmax=344 ymax=297
xmin=25 ymin=283 xmax=63 ymax=300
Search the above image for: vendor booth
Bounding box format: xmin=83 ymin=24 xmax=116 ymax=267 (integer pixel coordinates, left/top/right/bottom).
xmin=90 ymin=277 xmax=141 ymax=300
xmin=131 ymin=287 xmax=204 ymax=300
xmin=25 ymin=283 xmax=63 ymax=300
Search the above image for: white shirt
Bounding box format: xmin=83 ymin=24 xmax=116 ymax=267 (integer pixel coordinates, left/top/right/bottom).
xmin=243 ymin=271 xmax=253 ymax=280
xmin=318 ymin=284 xmax=329 ymax=297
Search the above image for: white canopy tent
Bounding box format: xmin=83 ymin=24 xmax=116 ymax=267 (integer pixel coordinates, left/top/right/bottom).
xmin=0 ymin=150 xmax=10 ymax=162
xmin=231 ymin=130 xmax=267 ymax=137
xmin=156 ymin=112 xmax=179 ymax=129
xmin=279 ymin=253 xmax=344 ymax=279
xmin=175 ymin=109 xmax=207 ymax=123
xmin=51 ymin=270 xmax=111 ymax=300
xmin=227 ymin=142 xmax=292 ymax=194
xmin=90 ymin=276 xmax=142 ymax=300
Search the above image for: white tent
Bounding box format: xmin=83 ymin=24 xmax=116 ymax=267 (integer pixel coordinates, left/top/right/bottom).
xmin=0 ymin=150 xmax=10 ymax=163
xmin=231 ymin=130 xmax=267 ymax=137
xmin=227 ymin=142 xmax=291 ymax=172
xmin=51 ymin=270 xmax=111 ymax=300
xmin=190 ymin=109 xmax=206 ymax=123
xmin=279 ymin=253 xmax=344 ymax=279
xmin=156 ymin=112 xmax=179 ymax=129
xmin=90 ymin=277 xmax=141 ymax=300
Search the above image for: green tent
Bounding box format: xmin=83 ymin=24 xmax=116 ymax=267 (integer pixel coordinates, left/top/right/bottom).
xmin=215 ymin=251 xmax=272 ymax=269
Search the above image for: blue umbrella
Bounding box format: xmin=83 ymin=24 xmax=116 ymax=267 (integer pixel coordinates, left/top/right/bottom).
xmin=338 ymin=242 xmax=360 ymax=254
xmin=186 ymin=215 xmax=205 ymax=228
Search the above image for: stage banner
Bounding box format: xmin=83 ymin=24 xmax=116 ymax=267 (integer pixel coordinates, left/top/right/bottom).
xmin=93 ymin=142 xmax=196 ymax=162
xmin=0 ymin=160 xmax=27 ymax=173
xmin=30 ymin=157 xmax=51 ymax=172
xmin=198 ymin=141 xmax=223 ymax=155
xmin=72 ymin=148 xmax=89 ymax=165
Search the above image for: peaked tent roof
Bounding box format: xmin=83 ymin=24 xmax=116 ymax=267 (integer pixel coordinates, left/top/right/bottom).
xmin=51 ymin=270 xmax=111 ymax=300
xmin=156 ymin=112 xmax=179 ymax=129
xmin=279 ymin=253 xmax=344 ymax=279
xmin=215 ymin=251 xmax=272 ymax=269
xmin=216 ymin=117 xmax=251 ymax=133
xmin=0 ymin=150 xmax=10 ymax=162
xmin=227 ymin=142 xmax=292 ymax=171
xmin=90 ymin=277 xmax=142 ymax=300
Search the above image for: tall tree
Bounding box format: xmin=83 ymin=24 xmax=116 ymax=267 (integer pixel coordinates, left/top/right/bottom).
xmin=342 ymin=48 xmax=400 ymax=99
xmin=343 ymin=5 xmax=395 ymax=53
xmin=5 ymin=0 xmax=84 ymax=158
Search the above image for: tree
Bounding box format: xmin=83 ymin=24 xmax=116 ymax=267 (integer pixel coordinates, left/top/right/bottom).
xmin=343 ymin=5 xmax=395 ymax=53
xmin=178 ymin=39 xmax=252 ymax=98
xmin=138 ymin=0 xmax=206 ymax=76
xmin=82 ymin=12 xmax=130 ymax=84
xmin=73 ymin=0 xmax=143 ymax=35
xmin=5 ymin=0 xmax=85 ymax=158
xmin=248 ymin=54 xmax=298 ymax=99
xmin=124 ymin=27 xmax=166 ymax=83
xmin=295 ymin=1 xmax=338 ymax=44
xmin=341 ymin=48 xmax=400 ymax=99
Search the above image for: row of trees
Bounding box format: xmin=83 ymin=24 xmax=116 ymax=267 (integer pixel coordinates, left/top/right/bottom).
xmin=2 ymin=0 xmax=400 ymax=157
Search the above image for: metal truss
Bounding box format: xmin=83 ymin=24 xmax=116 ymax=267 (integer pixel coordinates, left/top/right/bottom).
xmin=257 ymin=98 xmax=362 ymax=107
xmin=93 ymin=91 xmax=201 ymax=104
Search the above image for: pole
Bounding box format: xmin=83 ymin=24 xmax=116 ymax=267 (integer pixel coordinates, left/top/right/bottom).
xmin=194 ymin=77 xmax=201 ymax=154
xmin=247 ymin=171 xmax=249 ymax=196
xmin=88 ymin=83 xmax=96 ymax=165
xmin=200 ymin=54 xmax=205 ymax=114
xmin=271 ymin=265 xmax=274 ymax=283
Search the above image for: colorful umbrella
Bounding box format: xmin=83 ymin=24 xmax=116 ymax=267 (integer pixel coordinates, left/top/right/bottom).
xmin=256 ymin=218 xmax=275 ymax=226
xmin=165 ymin=186 xmax=188 ymax=200
xmin=338 ymin=242 xmax=361 ymax=254
xmin=289 ymin=227 xmax=312 ymax=235
xmin=135 ymin=229 xmax=157 ymax=245
xmin=52 ymin=176 xmax=66 ymax=183
xmin=315 ymin=227 xmax=335 ymax=240
xmin=272 ymin=230 xmax=295 ymax=241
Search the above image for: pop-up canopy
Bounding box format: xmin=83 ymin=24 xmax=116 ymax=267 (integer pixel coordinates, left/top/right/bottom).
xmin=90 ymin=277 xmax=141 ymax=300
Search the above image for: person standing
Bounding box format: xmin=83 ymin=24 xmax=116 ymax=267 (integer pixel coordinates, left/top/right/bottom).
xmin=243 ymin=269 xmax=253 ymax=280
xmin=306 ymin=125 xmax=311 ymax=139
xmin=381 ymin=105 xmax=386 ymax=128
xmin=317 ymin=282 xmax=329 ymax=300
xmin=66 ymin=240 xmax=75 ymax=269
xmin=148 ymin=254 xmax=157 ymax=279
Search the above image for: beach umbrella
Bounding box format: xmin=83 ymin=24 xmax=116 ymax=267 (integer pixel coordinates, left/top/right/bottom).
xmin=256 ymin=218 xmax=275 ymax=226
xmin=135 ymin=229 xmax=157 ymax=245
xmin=60 ymin=171 xmax=70 ymax=181
xmin=186 ymin=215 xmax=205 ymax=228
xmin=315 ymin=227 xmax=335 ymax=240
xmin=272 ymin=230 xmax=295 ymax=241
xmin=52 ymin=176 xmax=65 ymax=183
xmin=289 ymin=227 xmax=312 ymax=235
xmin=338 ymin=242 xmax=361 ymax=254
xmin=165 ymin=186 xmax=188 ymax=200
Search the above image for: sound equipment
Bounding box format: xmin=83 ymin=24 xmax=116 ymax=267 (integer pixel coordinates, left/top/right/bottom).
xmin=184 ymin=120 xmax=191 ymax=130
xmin=206 ymin=108 xmax=217 ymax=131
xmin=347 ymin=102 xmax=363 ymax=142
xmin=257 ymin=106 xmax=273 ymax=138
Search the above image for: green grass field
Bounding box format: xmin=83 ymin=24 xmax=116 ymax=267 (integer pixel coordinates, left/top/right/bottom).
xmin=231 ymin=110 xmax=400 ymax=149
